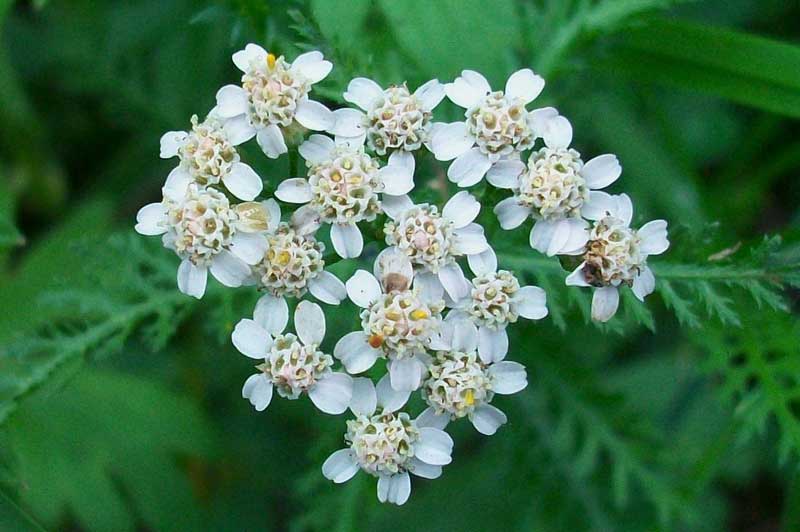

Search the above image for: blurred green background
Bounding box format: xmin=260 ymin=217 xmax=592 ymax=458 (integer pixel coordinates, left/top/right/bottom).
xmin=1 ymin=0 xmax=800 ymax=530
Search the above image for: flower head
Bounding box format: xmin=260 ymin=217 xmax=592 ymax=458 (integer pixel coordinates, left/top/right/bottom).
xmin=215 ymin=45 xmax=334 ymax=159
xmin=233 ymin=301 xmax=353 ymax=414
xmin=430 ymin=69 xmax=546 ymax=187
xmin=565 ymin=194 xmax=669 ymax=322
xmin=322 ymin=376 xmax=453 ymax=505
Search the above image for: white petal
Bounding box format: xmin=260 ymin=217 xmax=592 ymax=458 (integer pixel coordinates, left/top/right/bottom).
xmin=489 ymin=361 xmax=528 ymax=394
xmin=529 ymin=219 xmax=572 ymax=257
xmin=447 ymin=147 xmax=491 ymax=187
xmin=335 ymin=332 xmax=381 ymax=374
xmin=516 ymin=285 xmax=548 ymax=320
xmin=135 ymin=203 xmax=167 ymax=235
xmin=565 ymin=263 xmax=590 ymax=287
xmin=377 ymin=472 xmax=411 ymax=505
xmin=349 ymin=376 xmax=377 ymax=415
xmin=389 ymin=357 xmax=424 ymax=391
xmin=414 ymin=79 xmax=446 ymax=110
xmin=346 ymin=270 xmax=382 ymax=308
xmin=232 ymin=319 xmax=272 ymax=359
xmin=445 ymin=70 xmax=490 ymax=108
xmin=414 ymin=271 xmax=444 ymax=306
xmin=299 ymin=134 xmax=335 ymax=165
xmin=309 ymin=373 xmax=353 ymax=415
xmin=505 ymin=68 xmax=545 ymax=104
xmin=343 ymin=77 xmax=384 ymax=110
xmin=215 ymin=85 xmax=249 ymax=118
xmin=632 ymin=266 xmax=656 ymax=302
xmin=308 ymin=271 xmax=346 ymax=305
xmin=542 ymin=115 xmax=573 ymax=149
xmin=262 ymin=198 xmax=281 ymax=232
xmin=582 ymin=190 xmax=617 ymax=221
xmin=256 ymin=124 xmax=288 ymax=159
xmin=162 ymin=167 xmax=192 ymax=201
xmin=388 ymin=149 xmax=415 ymax=173
xmin=275 ymin=178 xmax=312 ymax=203
xmin=292 ymin=54 xmax=332 ymax=84
xmin=471 ymin=404 xmax=507 ymax=435
xmin=222 ymin=115 xmax=257 ymax=145
xmin=295 ymin=300 xmax=326 ymax=346
xmin=613 ymin=193 xmax=633 ymax=226
xmin=177 ymin=259 xmax=207 ymax=299
xmin=415 ymin=428 xmax=453 ymax=465
xmin=232 ymin=43 xmax=267 ymax=72
xmin=379 ymin=162 xmax=414 ymax=196
xmin=494 ymin=197 xmax=530 ymax=230
xmin=322 ymin=449 xmax=359 ymax=483
xmin=639 ymin=220 xmax=669 ymax=255
xmin=468 ymin=248 xmax=497 ymax=276
xmin=451 ymin=319 xmax=478 ymax=352
xmin=374 ymin=247 xmax=414 ymax=288
xmin=592 ymin=286 xmax=620 ymax=322
xmin=253 ymin=293 xmax=289 ymax=335
xmin=381 ymin=194 xmax=413 ymax=220
xmin=242 ymin=373 xmax=273 ymax=411
xmin=209 ymin=250 xmax=250 ymax=287
xmin=443 ymin=191 xmax=481 ymax=228
xmin=376 ymin=374 xmax=411 ymax=412
xmin=230 ymin=232 xmax=267 ymax=265
xmin=295 ymin=99 xmax=334 ymax=131
xmin=477 ymin=326 xmax=508 ymax=363
xmin=290 ymin=204 xmax=320 ymax=235
xmin=529 ymin=107 xmax=559 ymax=136
xmin=409 ymin=457 xmax=442 ymax=479
xmin=331 ymin=223 xmax=363 ymax=259
xmin=330 ymin=108 xmax=365 ymax=138
xmin=560 ymin=218 xmax=590 ymax=255
xmin=453 ymin=225 xmax=489 ymax=255
xmin=160 ymin=131 xmax=187 ymax=158
xmin=415 ymin=407 xmax=450 ymax=430
xmin=486 ymin=159 xmax=525 ymax=189
xmin=438 ymin=264 xmax=470 ymax=301
xmin=583 ymin=154 xmax=621 ymax=190
xmin=430 ymin=122 xmax=474 ymax=161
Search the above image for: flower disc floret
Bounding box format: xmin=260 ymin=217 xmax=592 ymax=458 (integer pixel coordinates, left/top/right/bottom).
xmin=308 ymin=145 xmax=382 ymax=224
xmin=584 ymin=215 xmax=644 ymax=287
xmin=468 ymin=270 xmax=521 ymax=330
xmin=423 ymin=351 xmax=493 ymax=419
xmin=365 ymin=85 xmax=431 ymax=155
xmin=362 ymin=290 xmax=443 ymax=357
xmin=345 ymin=411 xmax=420 ymax=476
xmin=384 ymin=205 xmax=456 ymax=273
xmin=253 ymin=223 xmax=325 ymax=297
xmin=467 ymin=91 xmax=533 ymax=158
xmin=179 ymin=115 xmax=238 ymax=186
xmin=518 ymin=147 xmax=588 ymax=221
xmin=256 ymin=333 xmax=333 ymax=399
xmin=242 ymin=54 xmax=310 ymax=128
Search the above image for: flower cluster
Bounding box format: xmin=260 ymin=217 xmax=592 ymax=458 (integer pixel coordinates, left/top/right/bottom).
xmin=135 ymin=44 xmax=669 ymax=505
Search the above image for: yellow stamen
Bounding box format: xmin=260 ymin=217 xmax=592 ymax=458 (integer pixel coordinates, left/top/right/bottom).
xmin=410 ymin=309 xmax=429 ymax=320
xmin=267 ymin=53 xmax=276 ymax=70
xmin=465 ymin=389 xmax=475 ymax=406
xmin=276 ymin=250 xmax=291 ymax=266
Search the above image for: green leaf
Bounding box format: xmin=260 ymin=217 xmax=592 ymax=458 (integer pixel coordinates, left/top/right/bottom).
xmin=310 ymin=0 xmax=371 ymax=53
xmin=603 ymin=18 xmax=800 ymax=117
xmin=7 ymin=369 xmax=215 ymax=531
xmin=0 ymin=489 xmax=46 ymax=531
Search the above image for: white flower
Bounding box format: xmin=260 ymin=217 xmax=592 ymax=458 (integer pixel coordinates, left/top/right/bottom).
xmin=430 ymin=69 xmax=546 ymax=187
xmin=159 ymin=113 xmax=263 ymax=201
xmin=275 ymin=134 xmax=411 ymax=259
xmin=321 ymin=376 xmax=454 ymax=505
xmin=419 ymin=319 xmax=528 ymax=435
xmin=492 ymin=112 xmax=623 ymax=256
xmin=334 ymin=248 xmax=444 ymax=391
xmin=447 ymin=248 xmax=547 ymax=362
xmin=565 ymin=194 xmax=669 ymax=322
xmin=249 ymin=200 xmax=345 ymax=303
xmin=382 ymin=191 xmax=490 ymax=301
xmin=331 ymin=77 xmax=445 ymax=156
xmin=233 ymin=301 xmax=353 ymax=414
xmin=134 ymin=178 xmax=274 ymax=299
xmin=214 ymin=44 xmax=334 ymax=159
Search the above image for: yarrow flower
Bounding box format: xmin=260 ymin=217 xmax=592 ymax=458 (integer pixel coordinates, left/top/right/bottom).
xmin=565 ymin=194 xmax=669 ymax=322
xmin=159 ymin=112 xmax=263 ymax=201
xmin=134 ymin=178 xmax=276 ymax=298
xmin=492 ymin=113 xmax=624 ymax=257
xmin=430 ymin=68 xmax=546 ymax=187
xmin=322 ymin=376 xmax=453 ymax=505
xmin=275 ymin=134 xmax=413 ymax=258
xmin=215 ymin=44 xmax=334 ymax=159
xmin=448 ymin=248 xmax=548 ymax=362
xmin=419 ymin=319 xmax=528 ymax=435
xmin=233 ymin=301 xmax=353 ymax=414
xmin=335 ymin=249 xmax=444 ymax=391
xmin=382 ymin=191 xmax=490 ymax=301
